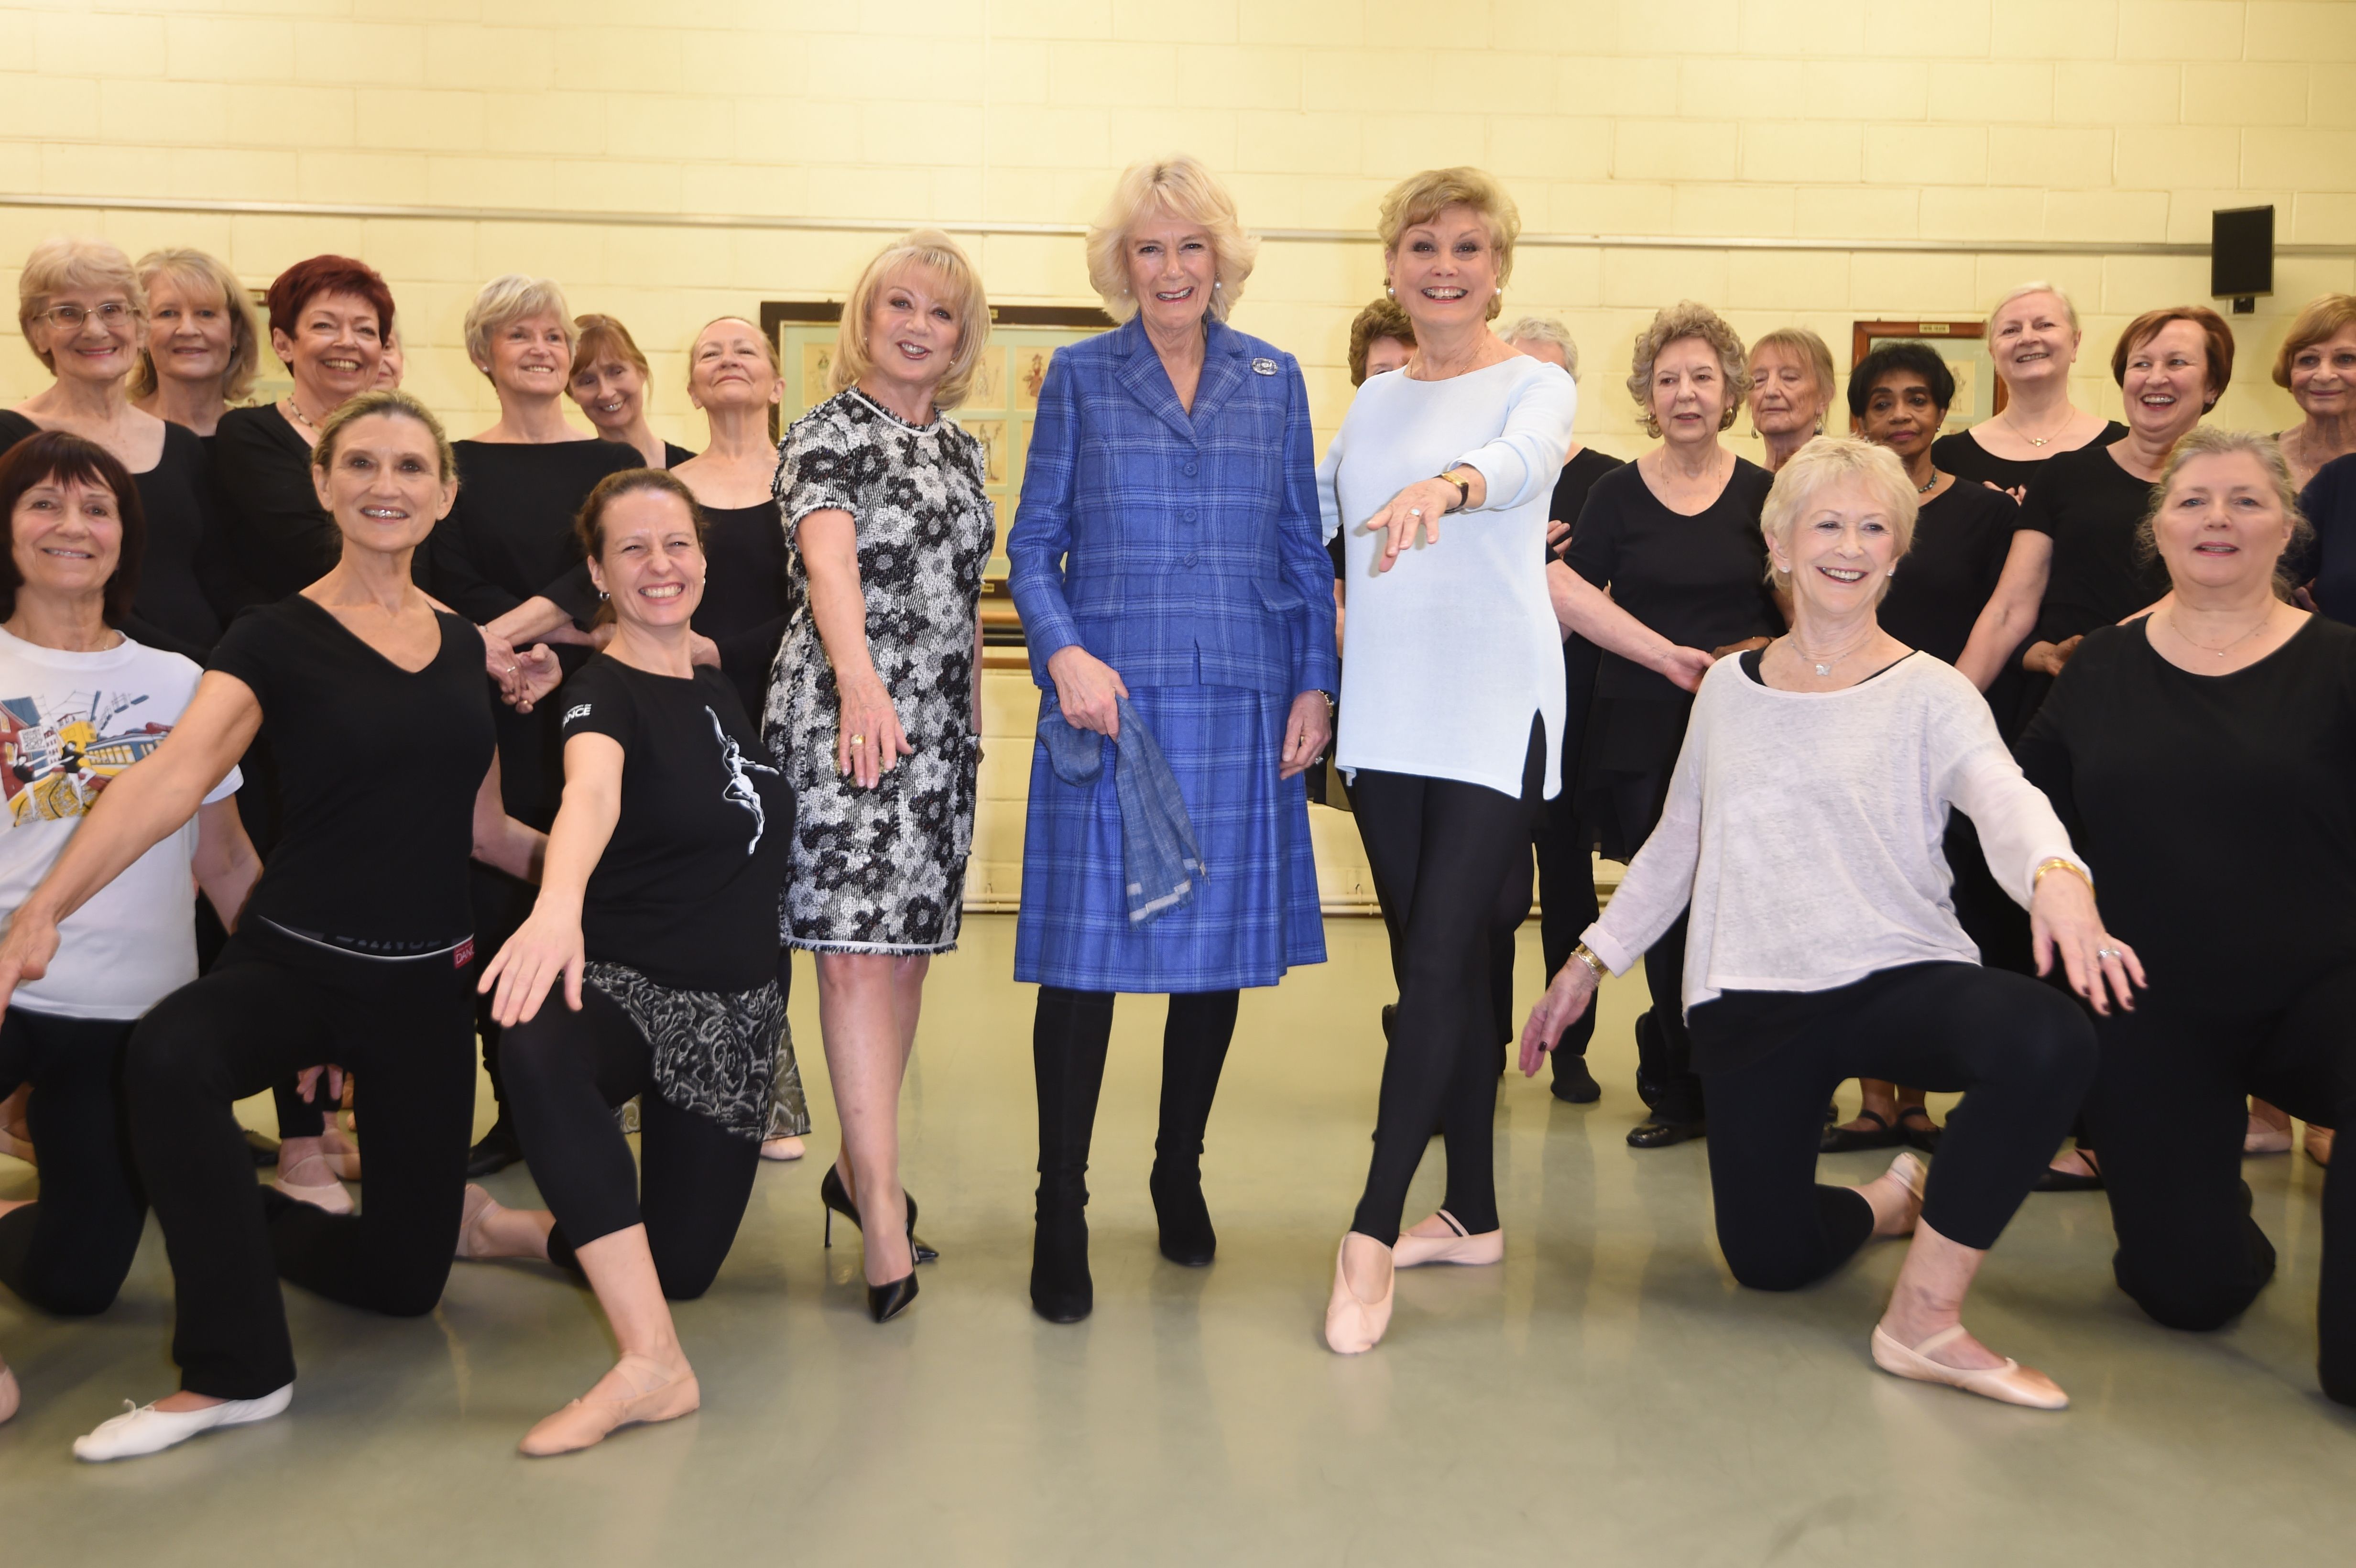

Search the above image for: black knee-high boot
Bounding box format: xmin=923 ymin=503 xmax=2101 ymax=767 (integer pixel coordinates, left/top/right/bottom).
xmin=1151 ymin=990 xmax=1238 ymax=1267
xmin=1032 ymin=986 xmax=1114 ymax=1323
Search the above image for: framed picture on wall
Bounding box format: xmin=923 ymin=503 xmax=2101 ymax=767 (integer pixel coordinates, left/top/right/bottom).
xmin=1851 ymin=321 xmax=2005 ymax=431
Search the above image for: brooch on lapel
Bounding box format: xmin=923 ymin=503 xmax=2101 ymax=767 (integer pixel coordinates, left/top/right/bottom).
xmin=1250 ymin=357 xmax=1278 ymax=376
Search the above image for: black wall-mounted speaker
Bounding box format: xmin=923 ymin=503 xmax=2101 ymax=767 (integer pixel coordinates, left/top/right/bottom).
xmin=2212 ymin=206 xmax=2275 ymax=313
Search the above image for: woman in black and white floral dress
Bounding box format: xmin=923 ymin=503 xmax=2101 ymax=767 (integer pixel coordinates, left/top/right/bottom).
xmin=762 ymin=231 xmax=991 ymax=1320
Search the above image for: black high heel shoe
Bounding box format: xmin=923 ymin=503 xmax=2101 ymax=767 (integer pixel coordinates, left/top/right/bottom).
xmin=866 ymin=1270 xmax=918 ymax=1323
xmin=819 ymin=1165 xmax=939 ymax=1265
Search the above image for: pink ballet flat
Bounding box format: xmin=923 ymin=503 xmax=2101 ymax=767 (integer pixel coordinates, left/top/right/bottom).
xmin=1871 ymin=1323 xmax=2068 ymax=1410
xmin=454 ymin=1184 xmax=500 ymax=1259
xmin=0 ymin=1358 xmax=19 ymax=1425
xmin=1323 ymin=1235 xmax=1394 ymax=1355
xmin=519 ymin=1353 xmax=700 ymax=1457
xmin=1393 ymin=1210 xmax=1504 ymax=1269
xmin=274 ymin=1154 xmax=353 ymax=1214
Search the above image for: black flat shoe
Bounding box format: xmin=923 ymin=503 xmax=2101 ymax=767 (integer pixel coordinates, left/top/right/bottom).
xmin=465 ymin=1119 xmax=523 ymax=1178
xmin=244 ymin=1128 xmax=282 ymax=1167
xmin=819 ymin=1165 xmax=938 ymax=1264
xmin=866 ymin=1271 xmax=918 ymax=1323
xmin=1549 ymin=1056 xmax=1602 ymax=1104
xmin=2035 ymin=1161 xmax=2104 ymax=1193
xmin=1031 ymin=1198 xmax=1092 ymax=1322
xmin=1380 ymin=1003 xmax=1396 ymax=1043
xmin=1627 ymin=1118 xmax=1704 ymax=1149
xmin=1821 ymin=1108 xmax=1906 ymax=1154
xmin=1149 ymin=1162 xmax=1216 ymax=1267
xmin=1898 ymin=1105 xmax=1943 ymax=1154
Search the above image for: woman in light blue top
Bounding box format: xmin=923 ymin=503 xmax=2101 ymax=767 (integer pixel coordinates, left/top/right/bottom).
xmin=1314 ymin=168 xmax=1575 ymax=1356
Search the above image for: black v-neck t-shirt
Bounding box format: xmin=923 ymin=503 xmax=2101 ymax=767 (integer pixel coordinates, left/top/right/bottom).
xmin=210 ymin=404 xmax=338 ymax=610
xmin=2016 ymin=441 xmax=2169 ymax=645
xmin=0 ymin=412 xmax=226 ymax=646
xmin=207 ymin=596 xmax=495 ymax=947
xmin=2017 ymin=616 xmax=2356 ymax=992
xmin=1879 ymin=479 xmax=2022 ymax=666
xmin=1931 ymin=421 xmax=2127 ymax=497
xmin=558 ymin=657 xmax=794 ymax=992
xmin=1563 ymin=456 xmax=1778 ymax=702
xmin=426 ymin=439 xmax=644 ymax=625
xmin=692 ymin=500 xmax=792 ymax=720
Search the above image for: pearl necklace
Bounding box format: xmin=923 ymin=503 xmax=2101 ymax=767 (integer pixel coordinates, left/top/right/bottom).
xmin=281 ymin=394 xmax=328 ymax=433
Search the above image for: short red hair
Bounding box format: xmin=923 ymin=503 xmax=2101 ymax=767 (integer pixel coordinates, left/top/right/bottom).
xmin=264 ymin=255 xmax=394 ymax=358
xmin=2110 ymin=305 xmax=2235 ymax=403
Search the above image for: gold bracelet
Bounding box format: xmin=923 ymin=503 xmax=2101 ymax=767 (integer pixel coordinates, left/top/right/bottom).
xmin=1571 ymin=942 xmax=1608 ymax=980
xmin=2033 ymin=857 xmax=2093 ymax=895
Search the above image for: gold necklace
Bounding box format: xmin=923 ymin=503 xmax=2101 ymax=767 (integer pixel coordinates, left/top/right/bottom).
xmin=2006 ymin=405 xmax=2072 ymax=448
xmin=2165 ymin=607 xmax=2272 ymax=660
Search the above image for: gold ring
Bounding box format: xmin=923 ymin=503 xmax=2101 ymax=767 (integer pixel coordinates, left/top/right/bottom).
xmin=850 ymin=735 xmax=865 ymax=747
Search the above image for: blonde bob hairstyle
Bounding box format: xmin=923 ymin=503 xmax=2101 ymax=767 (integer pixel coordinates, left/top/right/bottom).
xmin=1985 ymin=281 xmax=2082 ymax=342
xmin=17 ymin=237 xmax=146 ymax=373
xmin=829 ymin=230 xmax=992 ymax=411
xmin=2135 ymin=426 xmax=2313 ymax=599
xmin=1748 ymin=327 xmax=1836 ymax=403
xmin=1377 ymin=167 xmax=1520 ymax=321
xmin=130 ymin=248 xmax=261 ymax=403
xmin=1084 ymin=156 xmax=1258 ymax=326
xmin=464 ymin=274 xmax=577 ymax=376
xmin=1760 ymin=436 xmax=1919 ymax=602
xmin=1626 ymin=300 xmax=1750 ymax=438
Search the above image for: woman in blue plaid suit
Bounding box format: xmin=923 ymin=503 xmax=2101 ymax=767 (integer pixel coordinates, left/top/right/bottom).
xmin=1007 ymin=157 xmax=1336 ymax=1325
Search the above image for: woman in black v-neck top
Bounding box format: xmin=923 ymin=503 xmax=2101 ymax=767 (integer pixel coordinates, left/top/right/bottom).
xmin=2014 ymin=428 xmax=2356 ymax=1407
xmin=0 ymin=392 xmax=545 ymax=1458
xmin=1551 ymin=303 xmax=1782 ymax=1146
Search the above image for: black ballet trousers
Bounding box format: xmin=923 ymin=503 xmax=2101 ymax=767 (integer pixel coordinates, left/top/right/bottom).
xmin=127 ymin=922 xmax=478 ymax=1401
xmin=0 ymin=1011 xmax=146 ymax=1316
xmin=1030 ymin=984 xmax=1239 ymax=1315
xmin=1346 ymin=719 xmax=1546 ymax=1242
xmin=499 ymin=984 xmax=761 ymax=1300
xmin=2083 ymin=960 xmax=2356 ymax=1405
xmin=1686 ymin=962 xmax=2094 ymax=1291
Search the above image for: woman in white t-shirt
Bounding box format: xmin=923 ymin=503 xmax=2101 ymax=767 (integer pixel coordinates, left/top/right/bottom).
xmin=0 ymin=431 xmax=257 ymax=1429
xmin=1523 ymin=438 xmax=2132 ymax=1411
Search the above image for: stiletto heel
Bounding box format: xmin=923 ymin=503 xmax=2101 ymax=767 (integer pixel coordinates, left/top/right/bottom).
xmin=819 ymin=1164 xmax=938 ymax=1264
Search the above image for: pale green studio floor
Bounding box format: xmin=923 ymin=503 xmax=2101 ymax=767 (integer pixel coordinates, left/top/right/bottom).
xmin=1 ymin=913 xmax=2351 ymax=1567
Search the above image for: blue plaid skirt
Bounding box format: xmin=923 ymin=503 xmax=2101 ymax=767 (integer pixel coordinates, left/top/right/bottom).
xmin=1014 ymin=684 xmax=1326 ymax=992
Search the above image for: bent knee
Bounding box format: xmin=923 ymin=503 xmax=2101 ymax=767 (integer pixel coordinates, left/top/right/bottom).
xmin=2116 ymin=1256 xmax=2263 ymax=1333
xmin=1718 ymin=1232 xmax=1834 ymax=1295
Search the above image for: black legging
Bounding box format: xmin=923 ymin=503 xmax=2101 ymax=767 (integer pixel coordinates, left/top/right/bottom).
xmin=1635 ymin=918 xmax=1701 ymax=1124
xmin=2082 ymin=959 xmax=2356 ymax=1404
xmin=500 ymin=984 xmax=762 ymax=1300
xmin=1033 ymin=986 xmax=1238 ymax=1210
xmin=1687 ymin=962 xmax=2094 ymax=1291
xmin=1532 ymin=782 xmax=1598 ymax=1063
xmin=0 ymin=1011 xmax=145 ymax=1316
xmin=128 ymin=921 xmax=477 ymax=1401
xmin=1347 ymin=719 xmax=1545 ymax=1242
xmin=1363 ymin=788 xmax=1529 ymax=1062
xmin=468 ymin=863 xmax=537 ymax=1127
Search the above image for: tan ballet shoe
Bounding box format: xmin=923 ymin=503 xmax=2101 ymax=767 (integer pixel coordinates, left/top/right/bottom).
xmin=274 ymin=1153 xmax=353 ymax=1215
xmin=1871 ymin=1323 xmax=2068 ymax=1410
xmin=1323 ymin=1235 xmax=1394 ymax=1355
xmin=2245 ymin=1113 xmax=2293 ymax=1155
xmin=519 ymin=1353 xmax=700 ymax=1458
xmin=1393 ymin=1210 xmax=1503 ymax=1269
xmin=454 ymin=1184 xmax=500 ymax=1259
xmin=0 ymin=1357 xmax=19 ymax=1424
xmin=2308 ymin=1125 xmax=2335 ymax=1168
xmin=759 ymin=1135 xmax=806 ymax=1162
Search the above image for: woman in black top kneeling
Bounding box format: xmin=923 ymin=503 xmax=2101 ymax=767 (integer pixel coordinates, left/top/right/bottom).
xmin=2018 ymin=427 xmax=2356 ymax=1406
xmin=459 ymin=470 xmax=796 ymax=1457
xmin=0 ymin=391 xmax=547 ymax=1462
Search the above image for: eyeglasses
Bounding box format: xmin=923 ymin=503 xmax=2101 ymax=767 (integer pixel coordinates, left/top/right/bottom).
xmin=35 ymin=301 xmax=140 ymax=331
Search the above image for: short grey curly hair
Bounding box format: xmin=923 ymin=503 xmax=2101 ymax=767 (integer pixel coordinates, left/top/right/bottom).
xmin=1626 ymin=300 xmax=1749 ymax=438
xmin=1501 ymin=315 xmax=1578 ymax=377
xmin=2136 ymin=426 xmax=2314 ymax=599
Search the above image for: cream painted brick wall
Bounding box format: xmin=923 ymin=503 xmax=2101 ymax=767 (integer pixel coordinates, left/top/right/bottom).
xmin=7 ymin=0 xmax=2356 ymax=907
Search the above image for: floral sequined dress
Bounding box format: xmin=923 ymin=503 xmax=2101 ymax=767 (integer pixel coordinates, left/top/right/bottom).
xmin=763 ymin=389 xmax=991 ymax=954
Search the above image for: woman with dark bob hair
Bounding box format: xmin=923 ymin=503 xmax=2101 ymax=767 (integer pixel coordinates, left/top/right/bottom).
xmin=0 ymin=432 xmax=259 ymax=1432
xmin=0 ymin=390 xmax=546 ymax=1462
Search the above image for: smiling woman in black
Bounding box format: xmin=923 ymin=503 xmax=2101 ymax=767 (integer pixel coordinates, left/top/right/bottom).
xmin=0 ymin=392 xmax=545 ymax=1463
xmin=459 ymin=470 xmax=802 ymax=1459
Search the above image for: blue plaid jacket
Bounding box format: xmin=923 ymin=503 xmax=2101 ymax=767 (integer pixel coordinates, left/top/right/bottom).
xmin=1008 ymin=316 xmax=1339 ymax=700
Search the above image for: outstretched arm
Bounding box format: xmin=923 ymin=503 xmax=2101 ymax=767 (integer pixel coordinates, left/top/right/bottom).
xmin=478 ymin=732 xmax=623 ymax=1026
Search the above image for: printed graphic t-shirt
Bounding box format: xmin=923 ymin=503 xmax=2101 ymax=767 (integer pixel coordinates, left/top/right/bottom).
xmin=0 ymin=626 xmax=240 ymax=1019
xmin=559 ymin=656 xmax=795 ymax=993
